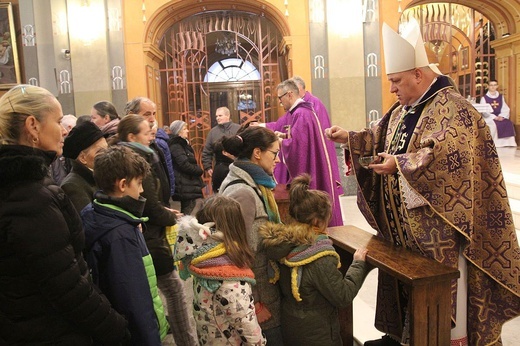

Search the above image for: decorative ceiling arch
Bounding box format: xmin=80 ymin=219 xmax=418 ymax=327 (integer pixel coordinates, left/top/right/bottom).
xmin=143 ymin=0 xmax=290 ymax=61
xmin=408 ymin=0 xmax=520 ymax=36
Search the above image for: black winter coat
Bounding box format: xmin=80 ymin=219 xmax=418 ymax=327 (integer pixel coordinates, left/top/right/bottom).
xmin=0 ymin=145 xmax=128 ymax=345
xmin=60 ymin=160 xmax=97 ymax=214
xmin=168 ymin=136 xmax=204 ymax=201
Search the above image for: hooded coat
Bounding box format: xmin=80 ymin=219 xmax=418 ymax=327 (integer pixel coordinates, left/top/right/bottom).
xmin=0 ymin=145 xmax=128 ymax=345
xmin=260 ymin=222 xmax=367 ymax=346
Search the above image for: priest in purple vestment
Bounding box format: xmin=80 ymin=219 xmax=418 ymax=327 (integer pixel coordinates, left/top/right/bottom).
xmin=265 ymin=79 xmax=343 ymax=227
xmin=292 ymin=76 xmax=332 ymax=125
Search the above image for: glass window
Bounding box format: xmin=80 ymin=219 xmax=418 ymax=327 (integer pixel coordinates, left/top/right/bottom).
xmin=204 ymin=58 xmax=261 ymax=82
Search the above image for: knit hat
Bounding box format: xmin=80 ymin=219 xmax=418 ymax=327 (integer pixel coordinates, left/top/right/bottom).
xmin=170 ymin=120 xmax=187 ymax=136
xmin=382 ymin=18 xmax=442 ymax=75
xmin=63 ymin=121 xmax=104 ymax=159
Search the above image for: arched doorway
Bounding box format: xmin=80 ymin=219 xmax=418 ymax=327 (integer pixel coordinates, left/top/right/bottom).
xmin=154 ymin=10 xmax=287 ymax=190
xmin=401 ymin=3 xmax=495 ymax=100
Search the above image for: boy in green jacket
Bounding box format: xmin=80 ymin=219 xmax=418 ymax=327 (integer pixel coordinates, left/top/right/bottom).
xmin=81 ymin=146 xmax=169 ymax=345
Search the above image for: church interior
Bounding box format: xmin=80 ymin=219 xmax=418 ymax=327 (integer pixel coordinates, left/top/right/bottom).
xmin=4 ymin=0 xmax=520 ymax=344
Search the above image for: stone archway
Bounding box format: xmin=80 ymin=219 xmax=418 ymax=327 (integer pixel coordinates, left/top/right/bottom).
xmin=142 ymin=0 xmax=290 ymax=66
xmin=404 ymin=0 xmax=520 ymax=123
xmin=141 ymin=0 xmax=291 ymax=191
xmin=408 ymin=0 xmax=519 ymax=36
xmin=141 ymin=0 xmax=291 ymax=125
xmin=143 ymin=0 xmax=290 ymax=48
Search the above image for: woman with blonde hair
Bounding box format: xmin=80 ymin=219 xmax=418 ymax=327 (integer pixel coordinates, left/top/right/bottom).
xmin=0 ymin=84 xmax=129 ymax=345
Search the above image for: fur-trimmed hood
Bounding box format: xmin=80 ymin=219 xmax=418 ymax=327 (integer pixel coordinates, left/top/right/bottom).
xmin=0 ymin=145 xmax=55 ymax=189
xmin=260 ymin=222 xmax=322 ymax=249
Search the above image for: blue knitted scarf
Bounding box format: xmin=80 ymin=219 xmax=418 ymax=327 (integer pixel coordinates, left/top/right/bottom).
xmin=234 ymin=159 xmax=280 ymax=223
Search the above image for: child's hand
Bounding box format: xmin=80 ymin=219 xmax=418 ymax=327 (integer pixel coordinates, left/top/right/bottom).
xmin=165 ymin=207 xmax=184 ymax=219
xmin=254 ymin=302 xmax=272 ymax=324
xmin=354 ymin=248 xmax=368 ymax=261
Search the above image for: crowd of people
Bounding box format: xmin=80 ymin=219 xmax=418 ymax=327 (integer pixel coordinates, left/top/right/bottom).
xmin=0 ymin=19 xmax=519 ymax=346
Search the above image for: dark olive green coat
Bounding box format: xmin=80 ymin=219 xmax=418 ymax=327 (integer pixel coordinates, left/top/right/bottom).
xmin=261 ymin=222 xmax=367 ymax=346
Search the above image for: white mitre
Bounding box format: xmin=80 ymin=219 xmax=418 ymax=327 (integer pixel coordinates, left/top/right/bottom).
xmin=382 ymin=18 xmax=442 ymax=75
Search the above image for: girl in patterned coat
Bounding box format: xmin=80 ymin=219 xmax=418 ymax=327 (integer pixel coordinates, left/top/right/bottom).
xmin=175 ymin=195 xmax=266 ymax=345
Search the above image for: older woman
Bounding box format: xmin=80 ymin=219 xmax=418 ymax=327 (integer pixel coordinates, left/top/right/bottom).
xmin=168 ymin=120 xmax=204 ymax=215
xmin=61 ymin=121 xmax=107 ymax=213
xmin=220 ymin=125 xmax=284 ymax=345
xmin=0 ymin=84 xmax=129 ymax=345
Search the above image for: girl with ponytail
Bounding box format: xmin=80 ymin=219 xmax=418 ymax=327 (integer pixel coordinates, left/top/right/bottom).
xmin=260 ymin=174 xmax=368 ymax=345
xmin=219 ymin=125 xmax=285 ymax=345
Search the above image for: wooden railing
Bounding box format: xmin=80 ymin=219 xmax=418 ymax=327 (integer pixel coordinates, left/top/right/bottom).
xmin=273 ymin=184 xmax=290 ymax=222
xmin=327 ymin=225 xmax=460 ymax=346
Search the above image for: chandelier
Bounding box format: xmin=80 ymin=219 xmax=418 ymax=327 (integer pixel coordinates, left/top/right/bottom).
xmin=215 ymin=33 xmax=238 ymax=56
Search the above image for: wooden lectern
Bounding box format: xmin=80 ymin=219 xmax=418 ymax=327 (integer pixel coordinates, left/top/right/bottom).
xmin=327 ymin=226 xmax=460 ymax=346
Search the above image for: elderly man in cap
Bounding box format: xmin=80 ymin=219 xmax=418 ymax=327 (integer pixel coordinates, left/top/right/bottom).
xmin=326 ymin=19 xmax=519 ymax=346
xmin=61 ymin=121 xmax=107 ymax=213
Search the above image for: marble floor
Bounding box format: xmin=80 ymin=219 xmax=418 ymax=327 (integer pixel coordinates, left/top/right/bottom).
xmin=165 ymin=147 xmax=520 ymax=345
xmin=343 ymin=146 xmax=520 ymax=346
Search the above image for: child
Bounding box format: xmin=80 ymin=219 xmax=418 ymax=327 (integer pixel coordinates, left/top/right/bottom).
xmin=260 ymin=174 xmax=368 ymax=346
xmin=175 ymin=195 xmax=266 ymax=345
xmin=81 ymin=146 xmax=169 ymax=345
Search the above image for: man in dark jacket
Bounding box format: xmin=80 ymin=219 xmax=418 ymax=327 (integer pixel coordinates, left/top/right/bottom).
xmin=201 ymin=106 xmax=240 ymax=192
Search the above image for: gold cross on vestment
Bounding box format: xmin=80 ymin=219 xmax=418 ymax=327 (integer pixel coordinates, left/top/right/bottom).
xmin=491 ymin=100 xmax=499 ymax=109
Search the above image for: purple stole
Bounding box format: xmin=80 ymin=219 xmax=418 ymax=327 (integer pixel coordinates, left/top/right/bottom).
xmin=483 ymin=94 xmax=503 ymax=116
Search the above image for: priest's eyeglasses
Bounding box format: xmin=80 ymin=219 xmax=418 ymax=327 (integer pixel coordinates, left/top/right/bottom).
xmin=277 ymin=92 xmax=288 ymax=101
